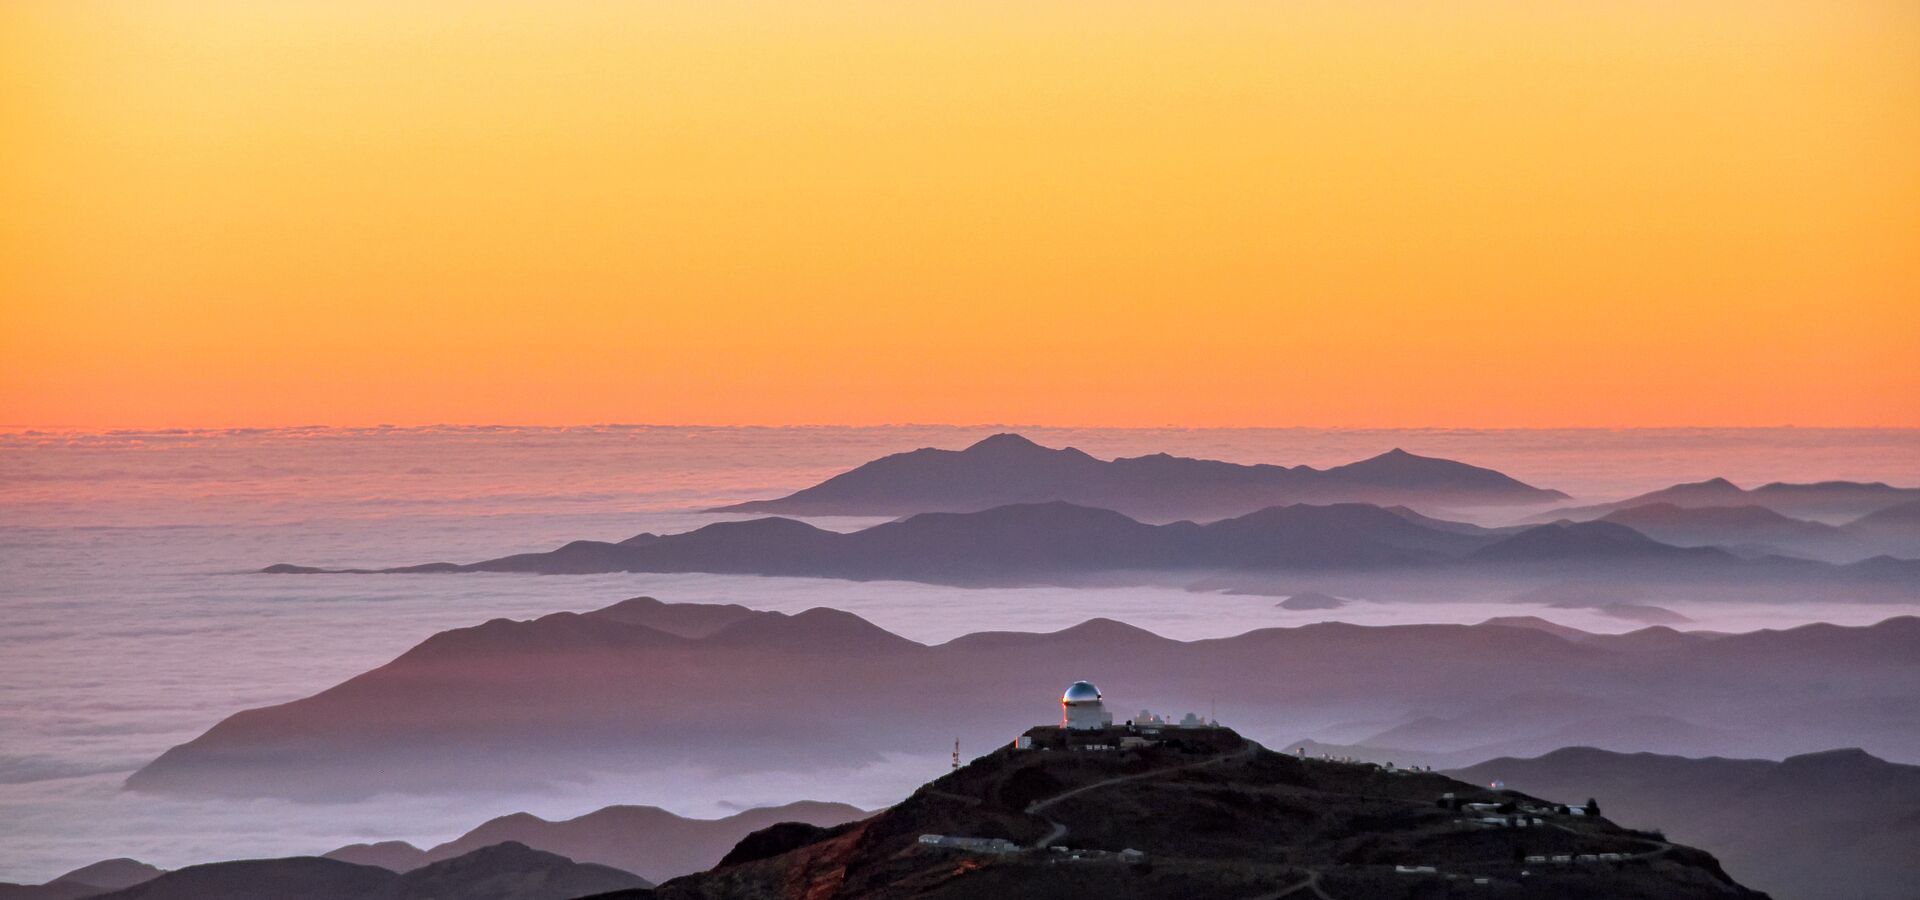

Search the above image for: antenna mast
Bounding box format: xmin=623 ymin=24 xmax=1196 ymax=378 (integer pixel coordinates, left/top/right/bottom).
xmin=951 ymin=738 xmax=960 ymax=770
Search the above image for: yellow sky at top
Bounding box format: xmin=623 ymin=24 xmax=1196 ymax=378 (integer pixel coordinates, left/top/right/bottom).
xmin=2 ymin=1 xmax=1916 ymax=429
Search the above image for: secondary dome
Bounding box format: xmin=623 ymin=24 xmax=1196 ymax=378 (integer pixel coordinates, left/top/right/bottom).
xmin=1062 ymin=681 xmax=1102 ymax=703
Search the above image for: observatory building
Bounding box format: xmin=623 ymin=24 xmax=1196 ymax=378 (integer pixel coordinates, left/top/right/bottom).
xmin=1062 ymin=680 xmax=1113 ymax=730
xmin=1017 ymin=681 xmax=1230 ymax=752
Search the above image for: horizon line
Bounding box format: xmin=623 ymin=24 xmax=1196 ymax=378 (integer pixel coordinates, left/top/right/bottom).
xmin=6 ymin=421 xmax=1920 ymax=436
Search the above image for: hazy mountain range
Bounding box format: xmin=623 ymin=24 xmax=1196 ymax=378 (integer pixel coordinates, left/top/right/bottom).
xmin=266 ymin=499 xmax=1920 ymax=598
xmin=712 ymin=433 xmax=1569 ymax=520
xmin=127 ymin=597 xmax=1920 ymax=804
xmin=4 ymin=801 xmax=868 ymax=900
xmin=262 ymin=434 xmax=1920 ymax=587
xmin=0 ymin=860 xmax=163 ymax=900
xmin=1 ymin=843 xmax=645 ymax=900
xmin=1538 ymin=477 xmax=1920 ymax=525
xmin=1453 ymin=746 xmax=1920 ymax=900
xmin=323 ymin=801 xmax=866 ymax=885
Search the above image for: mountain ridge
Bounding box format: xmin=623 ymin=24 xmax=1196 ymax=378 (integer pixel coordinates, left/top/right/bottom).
xmin=1451 ymin=745 xmax=1920 ymax=900
xmin=126 ymin=598 xmax=1920 ymax=802
xmin=621 ymin=725 xmax=1762 ymax=899
xmin=262 ymin=500 xmax=1920 ymax=591
xmin=711 ymin=433 xmax=1568 ymax=521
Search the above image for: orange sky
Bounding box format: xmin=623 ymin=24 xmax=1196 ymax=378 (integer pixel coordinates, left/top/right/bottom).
xmin=3 ymin=1 xmax=1917 ymax=429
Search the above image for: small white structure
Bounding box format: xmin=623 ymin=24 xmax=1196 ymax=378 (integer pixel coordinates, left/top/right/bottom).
xmin=1062 ymin=681 xmax=1111 ymax=730
xmin=1013 ymin=735 xmax=1034 ymax=750
xmin=919 ymin=834 xmax=1018 ymax=854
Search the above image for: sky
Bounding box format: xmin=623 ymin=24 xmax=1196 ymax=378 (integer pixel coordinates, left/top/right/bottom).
xmin=2 ymin=1 xmax=1916 ymax=429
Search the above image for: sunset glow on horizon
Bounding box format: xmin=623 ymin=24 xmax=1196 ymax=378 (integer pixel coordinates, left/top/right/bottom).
xmin=4 ymin=1 xmax=1917 ymax=429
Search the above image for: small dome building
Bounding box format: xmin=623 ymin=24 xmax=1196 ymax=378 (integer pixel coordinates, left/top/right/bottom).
xmin=1061 ymin=680 xmax=1112 ymax=730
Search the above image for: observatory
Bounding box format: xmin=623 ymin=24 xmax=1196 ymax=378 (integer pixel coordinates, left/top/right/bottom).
xmin=1062 ymin=680 xmax=1112 ymax=730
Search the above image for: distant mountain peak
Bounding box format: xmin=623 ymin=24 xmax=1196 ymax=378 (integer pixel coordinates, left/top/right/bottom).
xmin=707 ymin=606 xmax=920 ymax=652
xmin=711 ymin=435 xmax=1566 ymax=520
xmin=51 ymin=857 xmax=165 ymax=890
xmin=965 ymin=432 xmax=1045 ymax=452
xmin=1777 ymin=746 xmax=1886 ymax=773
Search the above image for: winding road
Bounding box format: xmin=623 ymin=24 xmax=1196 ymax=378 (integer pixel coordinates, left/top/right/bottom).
xmin=1022 ymin=742 xmax=1258 ymax=849
xmin=1018 ymin=742 xmax=1337 ymax=899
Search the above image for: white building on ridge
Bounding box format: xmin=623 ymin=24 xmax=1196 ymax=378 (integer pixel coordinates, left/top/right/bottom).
xmin=1062 ymin=680 xmax=1112 ymax=730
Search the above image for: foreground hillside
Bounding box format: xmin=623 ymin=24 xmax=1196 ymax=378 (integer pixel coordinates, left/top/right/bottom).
xmin=1453 ymin=746 xmax=1920 ymax=900
xmin=609 ymin=727 xmax=1761 ymax=900
xmin=127 ymin=598 xmax=1920 ymax=800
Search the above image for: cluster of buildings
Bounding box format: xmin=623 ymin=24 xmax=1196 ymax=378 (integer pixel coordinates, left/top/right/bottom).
xmin=1394 ymin=866 xmax=1494 ymax=886
xmin=919 ymin=682 xmax=1220 ymax=860
xmin=916 ymin=834 xmax=1019 ymax=855
xmin=1526 ymin=853 xmax=1629 ymax=865
xmin=1012 ymin=680 xmax=1224 ymax=752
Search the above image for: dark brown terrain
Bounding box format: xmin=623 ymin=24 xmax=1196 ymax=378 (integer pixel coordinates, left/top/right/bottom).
xmin=1453 ymin=746 xmax=1920 ymax=900
xmin=594 ymin=726 xmax=1763 ymax=900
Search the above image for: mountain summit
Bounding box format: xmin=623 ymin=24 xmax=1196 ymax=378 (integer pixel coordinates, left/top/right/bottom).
xmin=611 ymin=725 xmax=1761 ymax=899
xmin=712 ymin=434 xmax=1566 ymax=521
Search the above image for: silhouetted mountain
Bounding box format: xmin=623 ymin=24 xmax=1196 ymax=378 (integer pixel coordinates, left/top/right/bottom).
xmin=1477 ymin=616 xmax=1595 ymax=642
xmin=581 ymin=596 xmax=765 ymax=638
xmin=1597 ymin=503 xmax=1864 ymax=561
xmin=1477 ymin=617 xmax=1715 ymax=652
xmin=1541 ymin=478 xmax=1920 ymax=524
xmin=617 ymin=726 xmax=1760 ymax=900
xmin=1846 ymin=498 xmax=1920 ymax=531
xmin=346 ymin=801 xmax=868 ymax=883
xmin=127 ymin=598 xmax=1920 ymax=801
xmin=1841 ymin=499 xmax=1920 ymax=558
xmin=266 ymin=500 xmax=1920 ymax=591
xmin=90 ymin=858 xmax=392 ymax=900
xmin=387 ymin=841 xmax=647 ymax=899
xmin=711 ymin=434 xmax=1566 ymax=521
xmin=0 ymin=884 xmax=111 ymax=900
xmin=92 ymin=842 xmax=647 ymax=900
xmin=1453 ymin=746 xmax=1920 ymax=900
xmin=45 ymin=862 xmax=160 ymax=894
xmin=1469 ymin=521 xmax=1735 ymax=564
xmin=321 ymin=843 xmax=426 ymax=873
xmin=0 ymin=860 xmax=163 ymax=900
xmin=1274 ymin=591 xmax=1343 ymax=610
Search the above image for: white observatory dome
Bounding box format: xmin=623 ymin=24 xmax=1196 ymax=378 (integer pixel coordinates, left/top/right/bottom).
xmin=1063 ymin=681 xmax=1101 ymax=703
